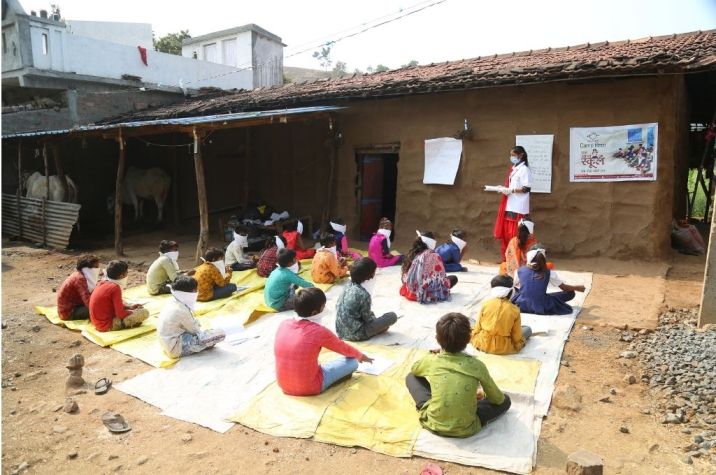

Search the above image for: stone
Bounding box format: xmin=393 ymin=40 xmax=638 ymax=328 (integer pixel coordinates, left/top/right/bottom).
xmin=63 ymin=398 xmax=79 ymax=414
xmin=620 ymin=351 xmax=637 ymax=359
xmin=566 ymin=450 xmax=603 ymax=475
xmin=609 ymin=388 xmax=617 ymax=395
xmin=30 ymin=325 xmax=41 ymax=332
xmin=68 ymin=450 xmax=78 ymax=459
xmin=641 ymin=408 xmax=651 ymax=415
xmin=598 ymin=396 xmax=611 ymax=403
xmin=581 ymin=326 xmax=593 ymax=331
xmin=53 ymin=425 xmax=67 ymax=434
xmin=623 ymin=374 xmax=637 ymax=385
xmin=553 ymin=385 xmax=582 ymax=412
xmin=663 ymin=413 xmax=682 ymax=424
xmin=108 ymin=455 xmax=119 ymax=460
xmin=693 ymin=435 xmax=704 ymax=443
xmin=136 ymin=456 xmax=149 ymax=466
xmin=272 ymin=447 xmax=279 ymax=453
xmin=683 ymin=455 xmax=693 ymax=465
xmin=181 ymin=433 xmax=192 ymax=442
xmin=619 ymin=426 xmax=630 ymax=434
xmin=68 ymin=340 xmax=81 ymax=348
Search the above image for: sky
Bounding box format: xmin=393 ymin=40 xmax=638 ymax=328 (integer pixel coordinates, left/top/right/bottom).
xmin=21 ymin=0 xmax=716 ymax=71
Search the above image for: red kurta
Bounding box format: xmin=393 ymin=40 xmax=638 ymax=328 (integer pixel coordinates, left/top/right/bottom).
xmin=89 ymin=280 xmax=130 ymax=332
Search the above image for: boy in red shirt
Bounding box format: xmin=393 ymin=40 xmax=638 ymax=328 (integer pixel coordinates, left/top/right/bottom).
xmin=274 ymin=287 xmax=373 ymax=396
xmin=57 ymin=254 xmax=101 ymax=320
xmin=89 ymin=261 xmax=149 ymax=332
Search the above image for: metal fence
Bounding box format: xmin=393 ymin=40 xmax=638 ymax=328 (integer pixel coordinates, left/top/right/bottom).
xmin=2 ymin=193 xmax=81 ymax=248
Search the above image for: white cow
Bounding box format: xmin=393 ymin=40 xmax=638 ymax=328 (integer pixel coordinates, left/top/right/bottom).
xmin=24 ymin=171 xmax=79 ymax=203
xmin=107 ymin=167 xmax=171 ymax=222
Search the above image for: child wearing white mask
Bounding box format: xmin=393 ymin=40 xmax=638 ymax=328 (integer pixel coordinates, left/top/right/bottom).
xmin=264 ymin=248 xmax=314 ymax=311
xmin=146 ymin=240 xmax=195 ymax=296
xmin=400 ymin=231 xmax=457 ymax=304
xmin=435 ymin=228 xmax=469 ymax=272
xmin=157 ymin=276 xmax=226 ymax=358
xmin=368 ymin=217 xmax=404 ymax=268
xmin=226 ymin=226 xmax=257 ymax=272
xmin=311 ymin=233 xmax=349 ymax=284
xmin=194 ymin=248 xmax=237 ymax=302
xmin=57 ymin=254 xmax=102 ymax=321
xmin=256 ymin=235 xmax=287 ymax=278
xmin=335 ymin=257 xmax=398 ymax=341
xmin=88 ymin=260 xmax=149 ymax=332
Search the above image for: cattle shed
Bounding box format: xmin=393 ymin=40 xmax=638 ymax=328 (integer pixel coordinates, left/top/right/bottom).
xmin=2 ymin=30 xmax=715 ymax=262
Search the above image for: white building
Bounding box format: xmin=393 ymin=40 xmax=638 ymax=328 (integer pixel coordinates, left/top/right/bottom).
xmin=182 ymin=24 xmax=284 ymax=88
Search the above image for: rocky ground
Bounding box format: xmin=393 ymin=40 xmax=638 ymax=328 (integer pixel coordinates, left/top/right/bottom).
xmin=630 ymin=307 xmax=716 ymax=466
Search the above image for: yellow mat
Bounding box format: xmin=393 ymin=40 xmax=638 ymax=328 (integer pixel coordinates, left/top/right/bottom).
xmin=80 ymin=317 xmax=157 ymax=348
xmin=35 ymin=306 xmax=90 ymax=331
xmin=111 ymin=331 xmax=179 ymax=368
xmin=230 ymin=344 xmax=540 ymax=455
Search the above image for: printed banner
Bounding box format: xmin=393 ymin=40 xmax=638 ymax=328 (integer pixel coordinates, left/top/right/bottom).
xmin=423 ymin=137 xmax=462 ymax=185
xmin=516 ymin=134 xmax=553 ymax=193
xmin=570 ymin=123 xmax=658 ymax=182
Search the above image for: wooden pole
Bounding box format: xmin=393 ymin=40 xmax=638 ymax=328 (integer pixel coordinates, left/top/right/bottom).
xmin=16 ymin=140 xmax=23 ymax=238
xmin=42 ymin=142 xmax=49 ymax=245
xmin=193 ymin=127 xmax=209 ymax=263
xmin=322 ymin=129 xmax=339 ymax=225
xmin=699 ymin=202 xmax=716 ymax=326
xmin=51 ymin=143 xmax=69 ymax=202
xmin=114 ymin=129 xmax=126 ymax=256
xmin=243 ymin=128 xmax=251 ymax=207
xmin=171 ymin=135 xmax=180 ymax=227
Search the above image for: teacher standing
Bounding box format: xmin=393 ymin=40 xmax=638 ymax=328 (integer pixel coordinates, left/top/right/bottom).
xmin=493 ymin=146 xmax=531 ymax=261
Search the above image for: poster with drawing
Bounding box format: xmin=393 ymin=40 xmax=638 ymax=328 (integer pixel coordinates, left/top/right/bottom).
xmin=570 ymin=123 xmax=658 ymax=182
xmin=516 ymin=134 xmax=553 ymax=193
xmin=423 ymin=137 xmax=463 ymax=185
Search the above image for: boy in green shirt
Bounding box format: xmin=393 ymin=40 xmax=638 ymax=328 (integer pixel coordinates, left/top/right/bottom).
xmin=406 ymin=312 xmax=511 ymax=437
xmin=264 ymin=248 xmax=314 ymax=311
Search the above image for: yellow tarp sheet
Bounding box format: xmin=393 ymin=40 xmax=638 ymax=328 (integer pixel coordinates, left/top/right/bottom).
xmin=230 ymin=344 xmax=541 ymax=455
xmin=80 ymin=317 xmax=157 ymax=347
xmin=111 ymin=331 xmax=178 ymax=368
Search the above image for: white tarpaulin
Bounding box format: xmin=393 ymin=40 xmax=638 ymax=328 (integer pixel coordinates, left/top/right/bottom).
xmin=516 ymin=135 xmax=553 ymax=193
xmin=570 ymin=123 xmax=658 ymax=182
xmin=423 ymin=137 xmax=462 ymax=185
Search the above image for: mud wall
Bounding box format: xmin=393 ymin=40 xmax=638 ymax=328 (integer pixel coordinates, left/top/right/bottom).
xmin=331 ymin=75 xmax=686 ymax=259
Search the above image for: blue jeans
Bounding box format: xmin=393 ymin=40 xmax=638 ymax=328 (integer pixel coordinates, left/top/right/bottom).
xmin=212 ymin=283 xmax=237 ymax=300
xmin=320 ymin=357 xmax=359 ymax=392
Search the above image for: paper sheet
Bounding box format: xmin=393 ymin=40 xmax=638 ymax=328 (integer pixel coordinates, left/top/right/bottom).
xmin=516 ymin=134 xmax=553 ymax=193
xmin=484 ymin=185 xmax=505 ymax=192
xmin=423 ymin=137 xmax=462 ymax=185
xmin=356 ymin=356 xmax=394 ymax=375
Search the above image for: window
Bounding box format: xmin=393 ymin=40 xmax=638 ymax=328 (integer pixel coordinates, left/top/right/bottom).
xmin=192 ymin=51 xmax=197 ymax=59
xmin=41 ymin=33 xmax=48 ymax=54
xmin=203 ymin=43 xmax=217 ymax=63
xmin=222 ymin=38 xmax=237 ymax=66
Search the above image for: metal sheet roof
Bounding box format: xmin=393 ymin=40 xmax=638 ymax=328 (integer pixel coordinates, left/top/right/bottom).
xmin=1 ymin=105 xmax=343 ymax=139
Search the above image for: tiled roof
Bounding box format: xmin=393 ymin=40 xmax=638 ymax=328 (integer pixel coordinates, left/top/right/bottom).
xmin=105 ymin=30 xmax=716 ymax=123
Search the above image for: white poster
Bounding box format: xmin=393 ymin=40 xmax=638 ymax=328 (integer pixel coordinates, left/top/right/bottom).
xmin=570 ymin=123 xmax=658 ymax=182
xmin=423 ymin=137 xmax=463 ymax=185
xmin=515 ymin=134 xmax=553 ymax=193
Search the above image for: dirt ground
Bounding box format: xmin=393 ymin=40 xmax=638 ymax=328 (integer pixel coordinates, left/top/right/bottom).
xmin=1 ymin=230 xmax=713 ymax=474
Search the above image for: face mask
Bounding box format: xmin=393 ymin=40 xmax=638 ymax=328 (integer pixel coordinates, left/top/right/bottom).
xmin=171 ymin=289 xmax=198 ymax=311
xmin=295 ymin=309 xmax=325 ymax=325
xmin=510 ymin=156 xmax=520 ymax=165
xmin=377 ymin=228 xmax=392 ymax=247
xmin=526 ymin=248 xmax=547 ymax=264
xmin=330 ymin=222 xmax=347 ymax=234
xmin=296 ymin=220 xmax=304 ymax=235
xmin=519 ymin=219 xmax=535 ymax=235
xmin=489 ymin=286 xmax=513 ymax=299
xmin=233 ymin=232 xmax=249 ymax=248
xmin=81 ymin=267 xmax=101 ymax=292
xmin=451 ymin=235 xmax=467 ymax=251
xmin=416 ymin=230 xmax=436 ymax=251
xmin=212 ymin=260 xmax=227 ymax=278
xmin=360 ymin=277 xmax=376 ymax=296
xmin=108 ymin=276 xmax=128 ymax=289
xmin=274 ymin=236 xmax=285 ymax=249
xmin=326 ymin=246 xmax=337 ymax=257
xmin=163 ymin=251 xmax=179 ymax=262
xmin=288 ymin=262 xmax=299 ymax=274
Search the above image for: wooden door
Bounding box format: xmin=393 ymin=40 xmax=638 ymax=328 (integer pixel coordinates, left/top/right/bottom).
xmin=359 ymin=154 xmax=384 ymax=240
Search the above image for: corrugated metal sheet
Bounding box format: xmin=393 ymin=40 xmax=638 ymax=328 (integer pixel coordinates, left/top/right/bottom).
xmin=1 ymin=105 xmax=344 ymax=139
xmin=2 ymin=194 xmax=81 ymax=248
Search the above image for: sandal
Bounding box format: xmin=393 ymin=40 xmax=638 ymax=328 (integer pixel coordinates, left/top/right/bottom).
xmin=95 ymin=378 xmax=112 ymax=395
xmin=102 ymin=412 xmax=131 ymax=433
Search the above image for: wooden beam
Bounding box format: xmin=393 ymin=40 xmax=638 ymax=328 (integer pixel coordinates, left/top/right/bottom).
xmin=51 ymin=143 xmax=69 ymax=202
xmin=243 ymin=128 xmax=250 ymax=207
xmin=16 ymin=140 xmax=23 ymax=238
xmin=322 ymin=126 xmax=340 ymax=225
xmin=193 ymin=127 xmax=209 ymax=263
xmin=42 ymin=142 xmax=49 ymax=245
xmin=114 ymin=129 xmax=126 ymax=256
xmin=171 ymin=135 xmax=181 ymax=227
xmin=699 ymin=202 xmax=716 ymax=326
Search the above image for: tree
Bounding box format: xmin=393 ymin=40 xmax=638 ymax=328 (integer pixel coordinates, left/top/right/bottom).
xmin=154 ymin=30 xmax=191 ymax=55
xmin=375 ymin=64 xmax=389 ymax=73
xmin=312 ymin=43 xmax=334 ymax=71
xmin=332 ymin=61 xmax=347 ymax=77
xmin=402 ymin=60 xmax=419 ymax=68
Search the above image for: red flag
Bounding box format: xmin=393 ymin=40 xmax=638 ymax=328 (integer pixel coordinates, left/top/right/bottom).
xmin=137 ymin=46 xmax=148 ymax=66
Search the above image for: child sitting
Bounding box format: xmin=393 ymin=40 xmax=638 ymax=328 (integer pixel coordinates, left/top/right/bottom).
xmin=57 ymin=254 xmax=101 ymax=320
xmin=471 ymin=275 xmax=532 ymax=355
xmin=406 ymin=313 xmax=511 ymax=437
xmin=500 ymin=219 xmax=536 ymax=278
xmin=89 ymin=260 xmax=149 ymax=332
xmin=282 ymin=219 xmax=316 ymax=260
xmin=146 ymin=240 xmax=194 ymax=296
xmin=400 ymin=231 xmax=457 ymax=303
xmin=157 ymin=276 xmax=226 ymax=358
xmin=226 ymin=225 xmax=257 ymax=271
xmin=512 ymin=246 xmax=585 ymax=315
xmin=329 ymin=218 xmax=362 ymax=260
xmin=264 ymin=248 xmax=314 ymax=311
xmin=435 ymin=228 xmax=469 ymax=272
xmin=335 ymin=257 xmax=398 ymax=341
xmin=194 ymin=248 xmax=237 ymax=302
xmin=274 ymin=287 xmax=373 ymax=396
xmin=368 ymin=217 xmax=403 ymax=268
xmin=311 ymin=233 xmax=349 ymax=284
xmin=256 ymin=235 xmax=287 ymax=278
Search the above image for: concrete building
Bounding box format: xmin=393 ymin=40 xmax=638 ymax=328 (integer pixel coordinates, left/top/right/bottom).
xmin=182 ymin=24 xmax=284 ymax=88
xmin=1 ymin=0 xmax=255 ymax=134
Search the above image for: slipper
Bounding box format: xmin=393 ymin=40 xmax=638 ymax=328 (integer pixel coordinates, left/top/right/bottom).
xmin=95 ymin=378 xmax=112 ymax=395
xmin=102 ymin=412 xmax=131 ymax=433
xmin=420 ymin=463 xmax=443 ymax=475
